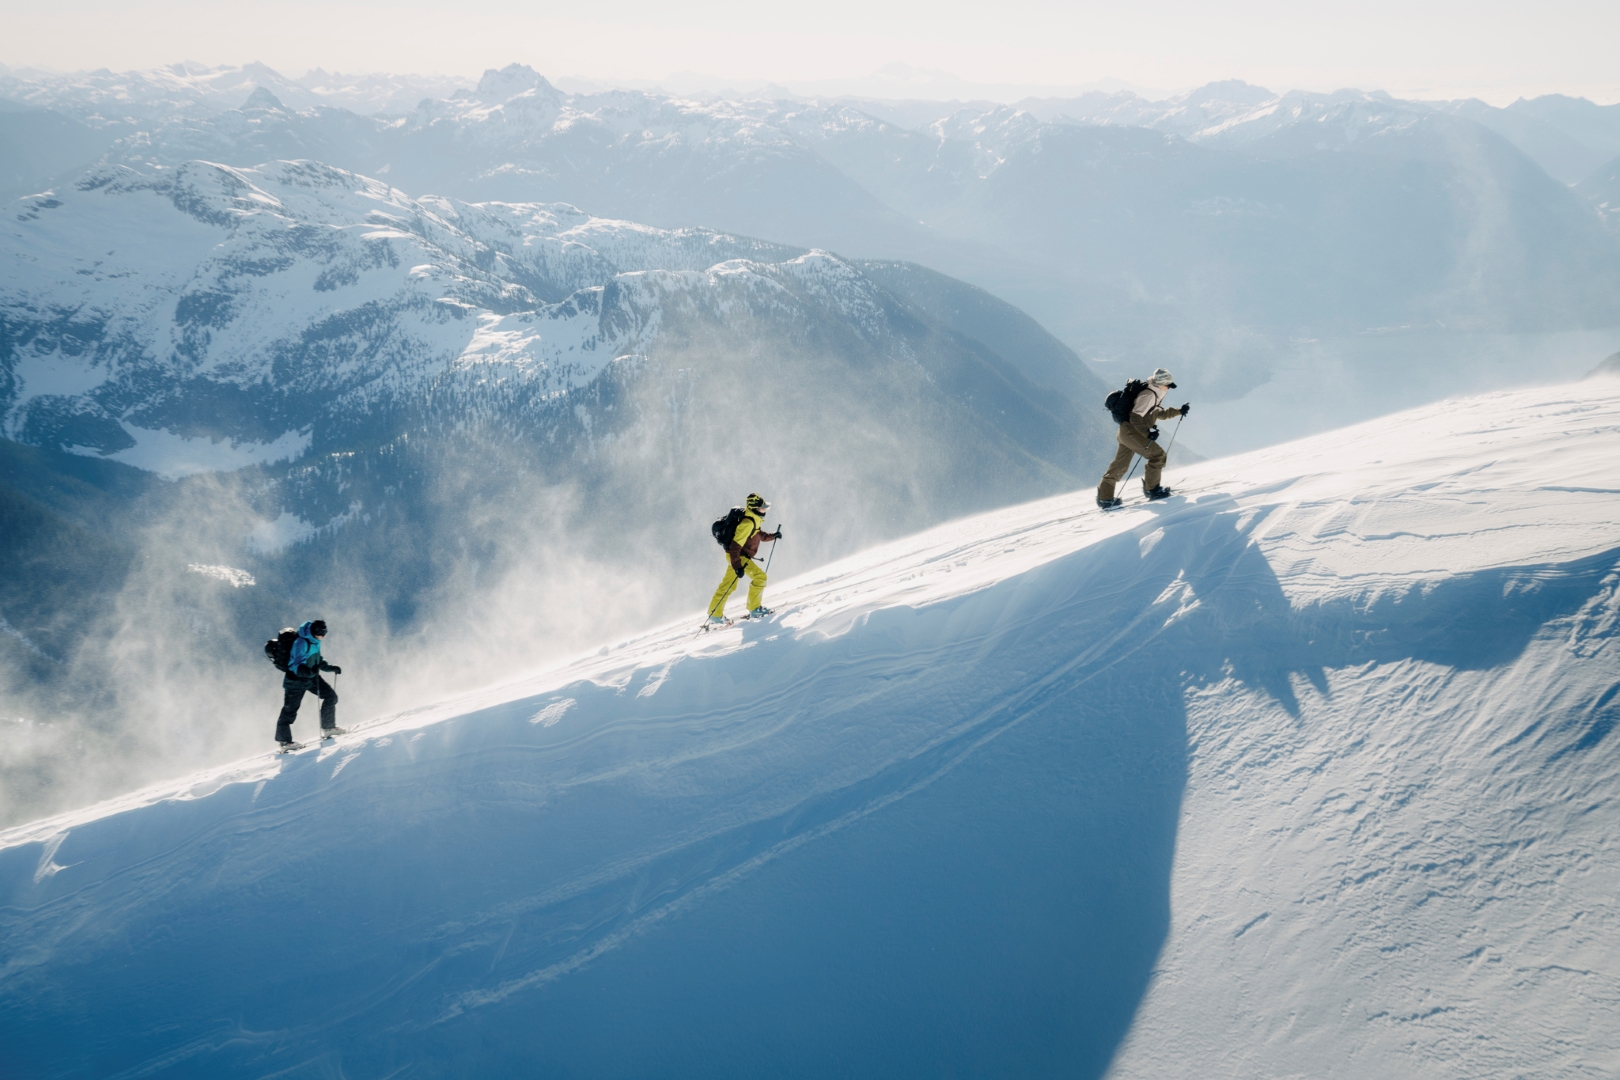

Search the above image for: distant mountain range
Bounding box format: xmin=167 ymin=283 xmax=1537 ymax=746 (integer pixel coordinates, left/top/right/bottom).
xmin=6 ymin=64 xmax=1617 ymax=377
xmin=0 ymin=61 xmax=473 ymax=119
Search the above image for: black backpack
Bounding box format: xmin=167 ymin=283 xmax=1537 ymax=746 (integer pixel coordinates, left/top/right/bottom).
xmin=1104 ymin=378 xmax=1149 ymax=425
xmin=711 ymin=506 xmax=747 ymax=548
xmin=263 ymin=627 xmax=298 ymax=672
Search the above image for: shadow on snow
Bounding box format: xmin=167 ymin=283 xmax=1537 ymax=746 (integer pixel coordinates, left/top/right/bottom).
xmin=0 ymin=494 xmax=1615 ymax=1078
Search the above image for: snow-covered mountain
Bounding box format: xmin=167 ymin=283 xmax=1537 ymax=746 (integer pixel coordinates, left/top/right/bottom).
xmin=0 ymin=63 xmax=474 ymax=199
xmin=49 ymin=66 xmax=1617 ymax=353
xmin=795 ymin=87 xmax=1620 ymax=330
xmin=2 ymin=376 xmax=1615 ymax=1077
xmin=2 ymin=158 xmax=779 ymax=465
xmin=929 ymin=81 xmax=1620 ymax=186
xmin=1 ymin=157 xmax=1099 ymax=474
xmin=8 ymin=62 xmax=1620 ymax=434
xmin=0 ymin=61 xmax=473 ymax=120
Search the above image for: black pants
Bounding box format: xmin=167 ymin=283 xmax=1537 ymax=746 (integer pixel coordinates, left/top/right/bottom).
xmin=276 ymin=675 xmax=337 ymax=744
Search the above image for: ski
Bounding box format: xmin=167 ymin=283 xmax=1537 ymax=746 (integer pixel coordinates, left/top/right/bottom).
xmin=277 ymin=729 xmax=350 ymax=755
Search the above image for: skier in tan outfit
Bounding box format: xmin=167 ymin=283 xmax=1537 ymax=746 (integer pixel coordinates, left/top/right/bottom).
xmin=1097 ymin=367 xmax=1190 ymax=508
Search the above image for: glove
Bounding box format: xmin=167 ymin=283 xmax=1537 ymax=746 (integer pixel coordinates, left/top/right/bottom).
xmin=1148 ymin=425 xmax=1160 ymax=442
xmin=329 ymin=666 xmax=342 ymax=675
xmin=731 ymin=561 xmax=747 ymax=577
xmin=1180 ymin=403 xmax=1191 ymax=416
xmin=773 ymin=528 xmax=783 ymax=540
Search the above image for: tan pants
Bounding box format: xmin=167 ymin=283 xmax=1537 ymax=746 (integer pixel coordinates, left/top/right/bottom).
xmin=1097 ymin=423 xmax=1166 ymax=500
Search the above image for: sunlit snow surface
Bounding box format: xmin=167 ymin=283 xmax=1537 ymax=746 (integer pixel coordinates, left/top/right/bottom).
xmin=2 ymin=380 xmax=1618 ymax=1078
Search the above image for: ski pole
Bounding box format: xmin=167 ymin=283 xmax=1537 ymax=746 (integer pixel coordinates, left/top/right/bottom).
xmin=1164 ymin=414 xmax=1184 ymax=459
xmin=764 ymin=525 xmax=780 ymax=574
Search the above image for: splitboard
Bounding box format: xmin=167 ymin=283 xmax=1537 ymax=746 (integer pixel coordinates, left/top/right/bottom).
xmin=1100 ymin=487 xmax=1219 ymax=511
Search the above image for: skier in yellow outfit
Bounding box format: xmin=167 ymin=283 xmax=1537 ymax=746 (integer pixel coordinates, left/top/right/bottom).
xmin=708 ymin=492 xmax=782 ymax=626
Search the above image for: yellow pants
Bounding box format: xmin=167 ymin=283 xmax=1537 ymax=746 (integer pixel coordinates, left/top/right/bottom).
xmin=709 ymin=557 xmax=767 ymax=618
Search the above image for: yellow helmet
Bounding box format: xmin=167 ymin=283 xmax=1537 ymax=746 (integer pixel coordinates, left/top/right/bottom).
xmin=746 ymin=492 xmax=770 ymax=513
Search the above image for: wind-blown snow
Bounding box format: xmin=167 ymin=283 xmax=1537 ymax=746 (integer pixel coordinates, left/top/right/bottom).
xmin=1 ymin=379 xmax=1617 ymax=1077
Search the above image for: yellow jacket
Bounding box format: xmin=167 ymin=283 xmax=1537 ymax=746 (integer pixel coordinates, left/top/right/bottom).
xmin=727 ymin=510 xmax=776 ymax=568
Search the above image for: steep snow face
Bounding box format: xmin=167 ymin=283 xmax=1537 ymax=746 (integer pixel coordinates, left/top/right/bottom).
xmin=2 ymin=379 xmax=1616 ymax=1077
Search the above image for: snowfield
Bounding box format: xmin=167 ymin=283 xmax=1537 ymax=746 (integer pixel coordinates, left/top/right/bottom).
xmin=2 ymin=379 xmax=1618 ymax=1078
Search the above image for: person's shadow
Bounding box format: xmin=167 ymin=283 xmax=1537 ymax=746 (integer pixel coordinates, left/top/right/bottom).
xmin=1163 ymin=496 xmax=1615 ymax=730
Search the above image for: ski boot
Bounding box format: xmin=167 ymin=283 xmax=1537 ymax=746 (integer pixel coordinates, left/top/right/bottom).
xmin=321 ymin=726 xmax=348 ymax=739
xmin=1097 ymin=497 xmax=1123 ymax=510
xmin=705 ymin=615 xmax=731 ymax=631
xmin=746 ymin=606 xmax=774 ymax=620
xmin=277 ymin=740 xmax=304 ymax=754
xmin=1145 ymin=486 xmax=1173 ymax=501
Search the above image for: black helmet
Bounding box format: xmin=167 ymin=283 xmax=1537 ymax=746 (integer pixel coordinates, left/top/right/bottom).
xmin=746 ymin=492 xmax=770 ymax=513
xmin=310 ymin=619 xmax=328 ymax=637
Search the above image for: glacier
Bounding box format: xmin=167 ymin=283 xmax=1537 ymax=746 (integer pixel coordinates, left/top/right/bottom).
xmin=1 ymin=377 xmax=1617 ymax=1077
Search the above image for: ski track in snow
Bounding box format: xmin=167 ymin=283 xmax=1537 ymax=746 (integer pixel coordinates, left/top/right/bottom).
xmin=1 ymin=380 xmax=1618 ymax=1077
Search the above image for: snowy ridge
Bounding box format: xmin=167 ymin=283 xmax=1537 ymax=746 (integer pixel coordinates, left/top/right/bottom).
xmin=2 ymin=379 xmax=1617 ymax=1076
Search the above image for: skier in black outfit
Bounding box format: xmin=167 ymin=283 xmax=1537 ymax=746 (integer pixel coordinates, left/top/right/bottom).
xmin=276 ymin=619 xmax=345 ymax=751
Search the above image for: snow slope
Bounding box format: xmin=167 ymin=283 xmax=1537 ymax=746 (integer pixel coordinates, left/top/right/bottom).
xmin=2 ymin=379 xmax=1618 ymax=1078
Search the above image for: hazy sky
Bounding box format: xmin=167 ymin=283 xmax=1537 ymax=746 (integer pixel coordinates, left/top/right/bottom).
xmin=4 ymin=0 xmax=1619 ymax=102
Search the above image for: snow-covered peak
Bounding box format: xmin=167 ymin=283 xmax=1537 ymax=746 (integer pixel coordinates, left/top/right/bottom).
xmin=239 ymin=85 xmax=288 ymax=112
xmin=1190 ymin=88 xmax=1435 ymax=150
xmin=1174 ymin=78 xmax=1276 ymax=110
xmin=0 ymin=61 xmax=305 ymax=123
xmin=926 ymin=105 xmax=1042 ymax=173
xmin=472 ymin=62 xmax=560 ymax=104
